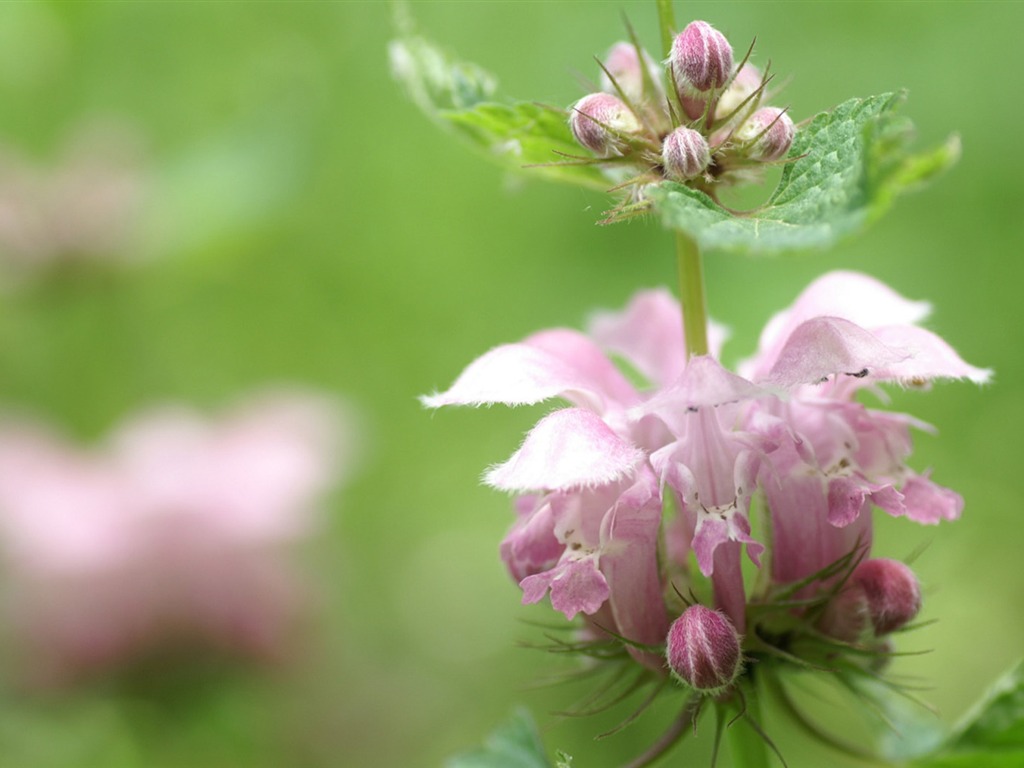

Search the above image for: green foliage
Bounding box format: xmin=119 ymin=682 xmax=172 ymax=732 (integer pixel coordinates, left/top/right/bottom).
xmin=446 ymin=709 xmax=552 ymax=768
xmin=390 ymin=34 xmax=614 ymax=191
xmin=648 ymin=93 xmax=960 ymax=255
xmin=911 ymin=660 xmax=1024 ymax=768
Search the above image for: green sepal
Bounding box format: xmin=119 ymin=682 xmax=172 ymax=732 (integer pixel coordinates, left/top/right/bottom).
xmin=647 ymin=92 xmax=960 ymax=255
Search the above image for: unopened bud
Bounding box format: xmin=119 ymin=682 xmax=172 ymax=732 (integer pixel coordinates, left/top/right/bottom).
xmin=735 ymin=107 xmax=795 ymax=161
xmin=666 ymin=604 xmax=742 ymax=694
xmin=599 ymin=42 xmax=663 ymax=104
xmin=851 ymin=559 xmax=922 ymax=635
xmin=662 ymin=126 xmax=711 ymax=181
xmin=569 ymin=93 xmax=641 ymax=157
xmin=670 ymin=21 xmax=734 ymax=93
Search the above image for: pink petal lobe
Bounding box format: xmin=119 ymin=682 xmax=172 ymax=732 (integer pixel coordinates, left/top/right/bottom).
xmin=871 ymin=325 xmax=992 ymax=384
xmin=485 ymin=408 xmax=644 ymax=491
xmin=519 ymin=557 xmax=609 ymax=619
xmin=901 ymin=474 xmax=963 ymax=524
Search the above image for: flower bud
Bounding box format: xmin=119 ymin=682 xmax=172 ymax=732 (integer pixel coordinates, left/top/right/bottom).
xmin=661 ymin=126 xmax=711 ymax=181
xmin=734 ymin=107 xmax=795 ymax=161
xmin=851 ymin=558 xmax=922 ymax=635
xmin=599 ymin=42 xmax=663 ymax=104
xmin=666 ymin=604 xmax=742 ymax=694
xmin=670 ymin=21 xmax=734 ymax=93
xmin=568 ymin=93 xmax=641 ymax=157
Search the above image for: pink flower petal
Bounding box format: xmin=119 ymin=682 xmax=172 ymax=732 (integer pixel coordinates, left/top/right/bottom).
xmin=520 ymin=557 xmax=609 ymax=619
xmin=485 ymin=408 xmax=645 ymax=491
xmin=901 ymin=473 xmax=963 ymax=524
xmin=422 ymin=330 xmax=639 ymax=413
xmin=764 ymin=317 xmax=908 ymax=389
xmin=588 ymin=289 xmax=730 ymax=387
xmin=748 ymin=271 xmax=931 ymax=378
xmin=871 ymin=325 xmax=992 ymax=385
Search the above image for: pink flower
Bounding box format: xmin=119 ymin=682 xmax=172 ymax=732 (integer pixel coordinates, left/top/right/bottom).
xmin=426 ymin=271 xmax=987 ymax=667
xmin=0 ymin=391 xmax=346 ymax=688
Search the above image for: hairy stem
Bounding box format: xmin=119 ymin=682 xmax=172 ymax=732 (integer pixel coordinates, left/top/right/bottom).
xmin=676 ymin=231 xmax=709 ymax=358
xmin=726 ymin=681 xmax=777 ymax=768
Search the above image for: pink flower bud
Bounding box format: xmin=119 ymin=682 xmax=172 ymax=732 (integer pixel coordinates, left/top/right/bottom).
xmin=735 ymin=107 xmax=795 ymax=161
xmin=666 ymin=604 xmax=742 ymax=694
xmin=661 ymin=126 xmax=711 ymax=181
xmin=599 ymin=42 xmax=663 ymax=104
xmin=851 ymin=558 xmax=922 ymax=635
xmin=568 ymin=92 xmax=641 ymax=157
xmin=670 ymin=21 xmax=734 ymax=93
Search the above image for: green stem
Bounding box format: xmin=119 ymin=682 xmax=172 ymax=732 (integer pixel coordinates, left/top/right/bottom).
xmin=726 ymin=681 xmax=774 ymax=768
xmin=656 ymin=0 xmax=676 ymax=60
xmin=676 ymin=231 xmax=709 ymax=358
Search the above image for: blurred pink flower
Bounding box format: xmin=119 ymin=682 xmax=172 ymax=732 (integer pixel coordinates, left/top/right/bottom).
xmin=0 ymin=122 xmax=147 ymax=275
xmin=0 ymin=391 xmax=347 ymax=688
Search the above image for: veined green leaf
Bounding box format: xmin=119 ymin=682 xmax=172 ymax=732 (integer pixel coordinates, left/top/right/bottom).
xmin=390 ymin=35 xmax=608 ymax=190
xmin=647 ymin=92 xmax=960 ymax=255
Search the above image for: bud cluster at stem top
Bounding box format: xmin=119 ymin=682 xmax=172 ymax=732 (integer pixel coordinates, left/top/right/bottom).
xmin=566 ymin=19 xmax=796 ymax=213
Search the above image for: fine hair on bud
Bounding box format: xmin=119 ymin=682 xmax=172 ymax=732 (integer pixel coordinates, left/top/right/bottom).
xmin=666 ymin=604 xmax=742 ymax=695
xmin=851 ymin=558 xmax=923 ymax=635
xmin=735 ymin=107 xmax=796 ymax=161
xmin=568 ymin=92 xmax=642 ymax=157
xmin=671 ymin=20 xmax=734 ymax=94
xmin=662 ymin=126 xmax=711 ymax=181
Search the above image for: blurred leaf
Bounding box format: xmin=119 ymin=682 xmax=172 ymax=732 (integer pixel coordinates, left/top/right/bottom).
xmin=647 ymin=92 xmax=960 ymax=255
xmin=911 ymin=660 xmax=1024 ymax=768
xmin=389 ymin=34 xmax=607 ymax=191
xmin=445 ymin=709 xmax=551 ymax=768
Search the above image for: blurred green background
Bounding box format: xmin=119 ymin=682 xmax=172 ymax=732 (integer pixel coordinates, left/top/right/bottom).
xmin=0 ymin=1 xmax=1019 ymax=766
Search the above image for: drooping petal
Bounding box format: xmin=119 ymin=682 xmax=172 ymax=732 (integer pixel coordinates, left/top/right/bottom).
xmin=827 ymin=476 xmax=867 ymax=527
xmin=764 ymin=317 xmax=908 ymax=390
xmin=870 ymin=325 xmax=992 ymax=385
xmin=900 ymin=473 xmax=963 ymax=524
xmin=691 ymin=505 xmax=764 ymax=577
xmin=421 ymin=330 xmax=637 ymax=413
xmin=499 ymin=496 xmax=562 ymax=583
xmin=520 ymin=556 xmax=609 ymax=619
xmin=588 ymin=289 xmax=730 ymax=387
xmin=523 ymin=328 xmax=641 ymax=407
xmin=485 ymin=408 xmax=645 ymax=492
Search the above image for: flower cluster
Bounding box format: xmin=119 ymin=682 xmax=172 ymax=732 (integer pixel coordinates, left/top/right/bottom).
xmin=424 ymin=271 xmax=988 ymax=694
xmin=567 ymin=20 xmax=795 ymax=217
xmin=0 ymin=391 xmax=346 ymax=689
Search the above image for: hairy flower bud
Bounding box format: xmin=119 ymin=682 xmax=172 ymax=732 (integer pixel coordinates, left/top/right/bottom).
xmin=599 ymin=42 xmax=663 ymax=105
xmin=666 ymin=604 xmax=742 ymax=694
xmin=735 ymin=107 xmax=795 ymax=161
xmin=670 ymin=21 xmax=734 ymax=93
xmin=568 ymin=93 xmax=642 ymax=157
xmin=851 ymin=558 xmax=922 ymax=635
xmin=662 ymin=126 xmax=711 ymax=181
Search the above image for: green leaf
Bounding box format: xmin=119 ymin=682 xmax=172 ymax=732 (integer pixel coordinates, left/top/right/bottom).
xmin=445 ymin=709 xmax=551 ymax=768
xmin=390 ymin=34 xmax=608 ymax=191
xmin=647 ymin=92 xmax=960 ymax=255
xmin=911 ymin=660 xmax=1024 ymax=768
